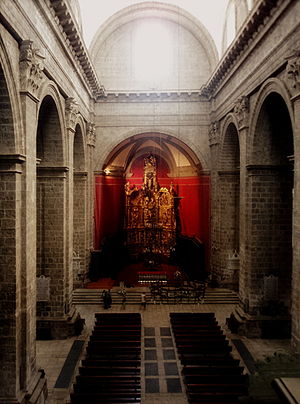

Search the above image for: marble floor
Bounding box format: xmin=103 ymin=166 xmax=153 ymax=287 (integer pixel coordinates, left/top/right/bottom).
xmin=37 ymin=303 xmax=292 ymax=404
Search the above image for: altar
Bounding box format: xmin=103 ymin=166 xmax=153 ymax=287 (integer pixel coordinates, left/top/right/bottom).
xmin=138 ymin=271 xmax=167 ymax=284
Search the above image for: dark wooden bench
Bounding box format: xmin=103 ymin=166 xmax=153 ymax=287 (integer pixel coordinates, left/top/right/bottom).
xmin=187 ymin=390 xmax=245 ymax=402
xmin=94 ymin=323 xmax=142 ymax=331
xmin=73 ymin=381 xmax=141 ymax=393
xmin=185 ymin=374 xmax=248 ymax=384
xmin=182 ymin=365 xmax=244 ymax=375
xmin=70 ymin=392 xmax=141 ymax=403
xmin=91 ymin=329 xmax=141 ymax=335
xmin=176 ymin=344 xmax=232 ymax=354
xmin=79 ymin=366 xmax=140 ymax=376
xmin=174 ymin=334 xmax=226 ymax=341
xmin=81 ymin=359 xmax=140 ymax=367
xmin=76 ymin=374 xmax=140 ymax=382
xmin=181 ymin=356 xmax=240 ymax=367
xmin=88 ymin=338 xmax=141 ymax=346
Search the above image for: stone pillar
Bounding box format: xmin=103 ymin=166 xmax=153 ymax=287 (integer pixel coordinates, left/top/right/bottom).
xmin=36 ymin=166 xmax=83 ymax=339
xmin=234 ymin=96 xmax=249 ymax=309
xmin=208 ymin=121 xmax=221 ymax=284
xmin=227 ymin=96 xmax=257 ymax=335
xmin=217 ymin=170 xmax=240 ymax=290
xmin=86 ymin=122 xmax=96 ymax=262
xmin=285 ymin=51 xmax=300 ymax=349
xmin=65 ymin=98 xmax=77 ymax=304
xmin=6 ymin=40 xmax=48 ymax=404
xmin=227 ymin=95 xmax=292 ymax=338
xmin=73 ymin=171 xmax=88 ymax=287
xmin=0 ymin=156 xmax=27 ymax=404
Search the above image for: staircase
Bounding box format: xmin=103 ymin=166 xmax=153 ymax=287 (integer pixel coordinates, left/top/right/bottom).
xmin=72 ymin=287 xmax=239 ymax=305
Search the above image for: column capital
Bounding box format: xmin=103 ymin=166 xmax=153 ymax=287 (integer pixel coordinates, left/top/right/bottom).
xmin=285 ymin=50 xmax=300 ymax=99
xmin=234 ymin=96 xmax=249 ymax=129
xmin=65 ymin=97 xmax=79 ymax=131
xmin=87 ymin=122 xmax=96 ymax=147
xmin=208 ymin=121 xmax=219 ymax=147
xmin=19 ymin=40 xmax=45 ymax=99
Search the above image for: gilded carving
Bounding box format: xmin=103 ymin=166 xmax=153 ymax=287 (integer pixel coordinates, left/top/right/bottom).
xmin=65 ymin=97 xmax=79 ymax=131
xmin=234 ymin=96 xmax=249 ymax=128
xmin=125 ymin=155 xmax=176 ymax=260
xmin=19 ymin=40 xmax=45 ymax=96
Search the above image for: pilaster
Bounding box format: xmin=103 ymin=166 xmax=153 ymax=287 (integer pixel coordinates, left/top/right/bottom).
xmin=285 ymin=50 xmax=300 ymax=349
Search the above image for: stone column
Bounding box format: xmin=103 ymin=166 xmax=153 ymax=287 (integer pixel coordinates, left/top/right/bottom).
xmin=208 ymin=121 xmax=221 ymax=283
xmin=285 ymin=51 xmax=300 ymax=349
xmin=86 ymin=122 xmax=96 ymax=262
xmin=227 ymin=96 xmax=259 ymax=336
xmin=234 ymin=96 xmax=249 ymax=309
xmin=217 ymin=170 xmax=240 ymax=290
xmin=0 ymin=156 xmax=27 ymax=404
xmin=0 ymin=39 xmax=48 ymax=404
xmin=65 ymin=98 xmax=78 ymax=306
xmin=228 ymin=95 xmax=292 ymax=338
xmin=73 ymin=171 xmax=88 ymax=287
xmin=17 ymin=40 xmax=47 ymax=403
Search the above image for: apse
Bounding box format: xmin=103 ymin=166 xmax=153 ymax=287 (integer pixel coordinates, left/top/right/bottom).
xmin=94 ymin=133 xmax=211 ymax=278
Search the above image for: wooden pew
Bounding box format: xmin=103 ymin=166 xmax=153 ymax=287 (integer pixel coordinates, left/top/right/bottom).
xmin=70 ymin=313 xmax=142 ymax=404
xmin=170 ymin=312 xmax=248 ymax=403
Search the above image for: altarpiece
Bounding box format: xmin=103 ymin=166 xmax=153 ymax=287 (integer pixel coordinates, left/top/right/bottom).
xmin=124 ymin=155 xmax=176 ymax=262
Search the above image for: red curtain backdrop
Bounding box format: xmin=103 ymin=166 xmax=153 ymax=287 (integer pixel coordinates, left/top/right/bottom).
xmin=94 ymin=157 xmax=210 ymax=268
xmin=94 ymin=174 xmax=210 ymax=265
xmin=94 ymin=175 xmax=126 ymax=249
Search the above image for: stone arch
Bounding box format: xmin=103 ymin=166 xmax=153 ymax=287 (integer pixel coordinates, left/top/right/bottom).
xmin=37 ymin=82 xmax=66 ymax=165
xmin=103 ymin=132 xmax=203 ymax=175
xmin=94 ymin=131 xmax=211 ymax=278
xmin=74 ymin=119 xmax=86 ymax=171
xmin=219 ymin=116 xmax=240 ymax=171
xmin=216 ymin=116 xmax=241 ymax=290
xmin=73 ymin=120 xmax=88 ymax=287
xmin=90 ymin=2 xmax=218 ymax=67
xmin=0 ymin=40 xmax=25 ymax=400
xmin=95 ymin=128 xmax=209 ymax=173
xmin=89 ymin=2 xmax=218 ymax=91
xmin=36 ymin=90 xmax=68 ymax=338
xmin=246 ymin=79 xmax=294 ymax=329
xmin=0 ymin=39 xmax=22 ymax=153
xmin=250 ymin=78 xmax=294 ymax=164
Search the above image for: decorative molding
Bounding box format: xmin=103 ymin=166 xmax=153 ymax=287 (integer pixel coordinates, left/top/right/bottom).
xmin=19 ymin=40 xmax=45 ymax=97
xmin=87 ymin=123 xmax=96 ymax=147
xmin=37 ymin=166 xmax=69 ymax=178
xmin=0 ymin=154 xmax=26 ymax=174
xmin=97 ymin=91 xmax=205 ymax=102
xmin=234 ymin=96 xmax=249 ymax=128
xmin=208 ymin=121 xmax=219 ymax=146
xmin=201 ymin=0 xmax=284 ymax=97
xmin=49 ymin=0 xmax=105 ymax=98
xmin=65 ymin=97 xmax=79 ymax=131
xmin=285 ymin=50 xmax=300 ymax=96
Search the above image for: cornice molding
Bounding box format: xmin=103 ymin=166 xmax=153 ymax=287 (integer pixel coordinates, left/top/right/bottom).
xmin=201 ymin=0 xmax=286 ymax=98
xmin=97 ymin=91 xmax=206 ymax=103
xmin=48 ymin=0 xmax=105 ymax=98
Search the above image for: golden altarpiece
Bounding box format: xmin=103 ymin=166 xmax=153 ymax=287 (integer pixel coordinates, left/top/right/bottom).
xmin=124 ymin=155 xmax=176 ymax=263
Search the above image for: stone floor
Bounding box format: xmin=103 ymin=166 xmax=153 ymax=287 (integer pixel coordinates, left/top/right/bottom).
xmin=37 ymin=302 xmax=292 ymax=404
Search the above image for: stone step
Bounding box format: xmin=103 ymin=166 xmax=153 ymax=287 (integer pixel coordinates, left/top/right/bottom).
xmin=72 ymin=288 xmax=239 ymax=305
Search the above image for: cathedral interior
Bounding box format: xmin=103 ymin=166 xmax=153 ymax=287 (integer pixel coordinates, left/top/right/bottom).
xmin=1 ymin=0 xmax=300 ymax=403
